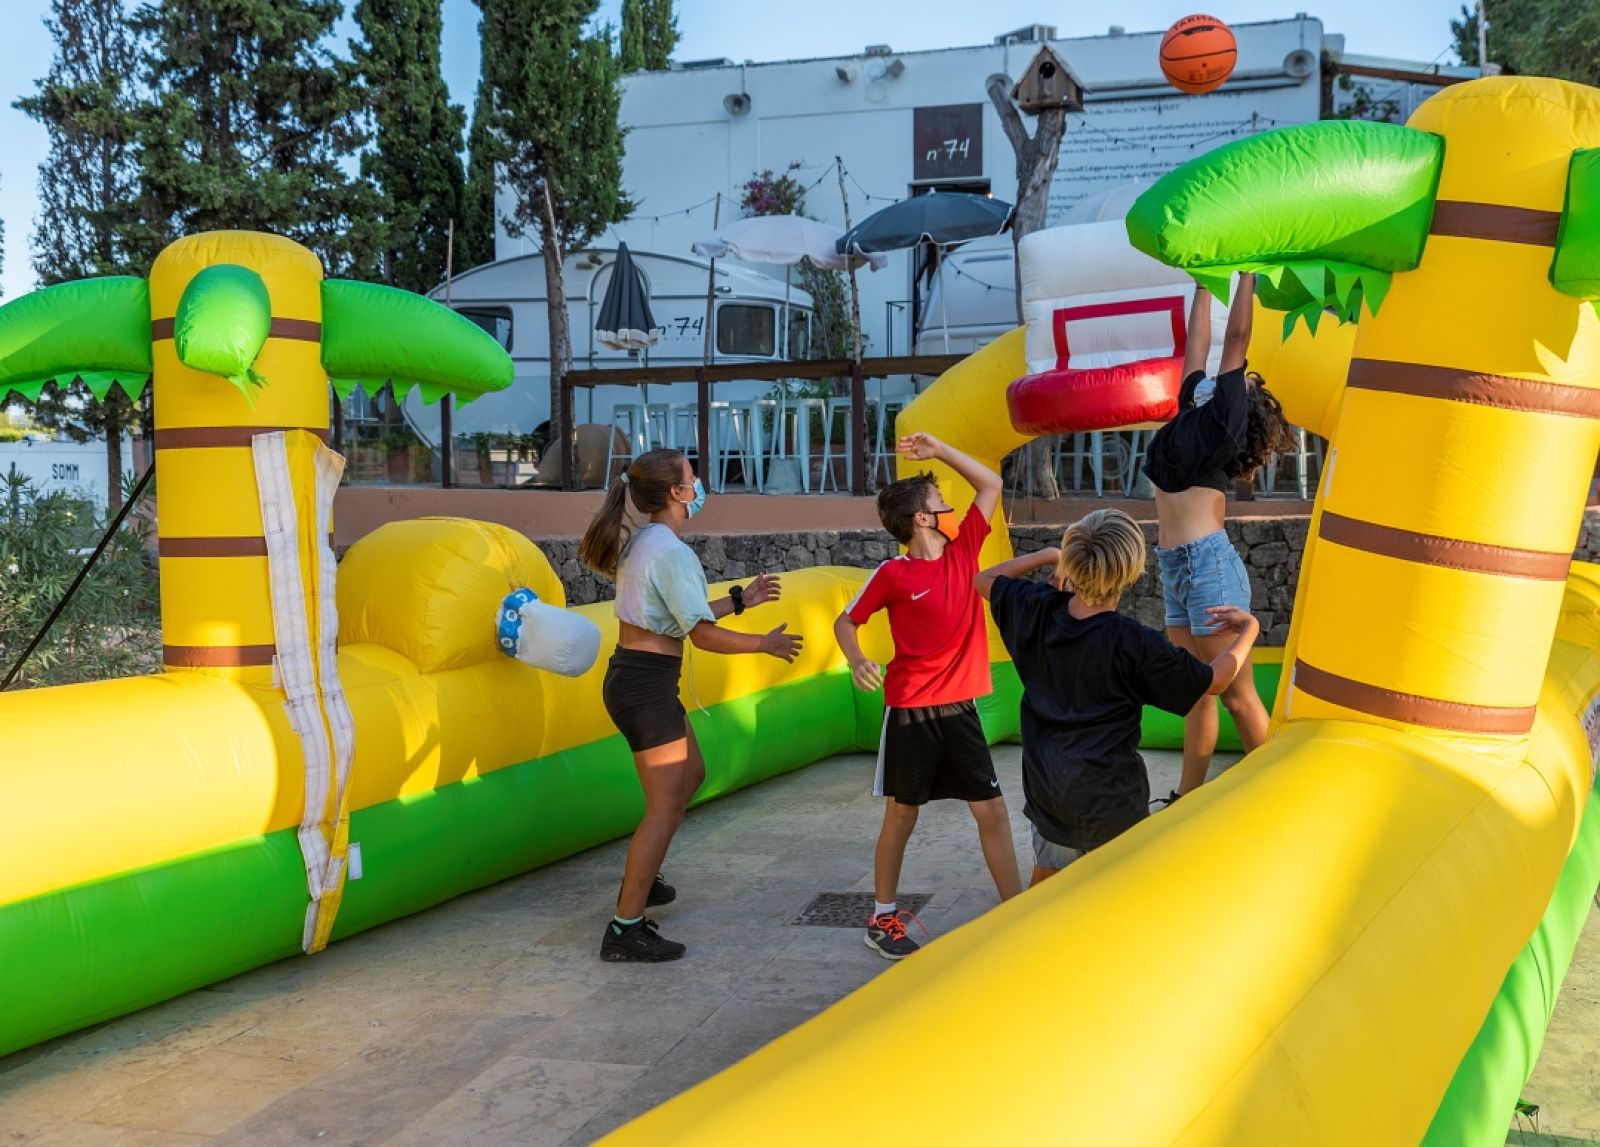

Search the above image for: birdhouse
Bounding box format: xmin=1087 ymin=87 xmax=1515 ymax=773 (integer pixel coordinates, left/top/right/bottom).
xmin=1012 ymin=46 xmax=1085 ymax=114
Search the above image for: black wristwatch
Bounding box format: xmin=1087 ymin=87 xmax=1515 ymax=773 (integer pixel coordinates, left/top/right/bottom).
xmin=729 ymin=585 xmax=746 ymax=616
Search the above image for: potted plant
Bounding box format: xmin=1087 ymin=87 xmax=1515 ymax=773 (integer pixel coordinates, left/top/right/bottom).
xmin=407 ymin=439 xmax=434 ymax=483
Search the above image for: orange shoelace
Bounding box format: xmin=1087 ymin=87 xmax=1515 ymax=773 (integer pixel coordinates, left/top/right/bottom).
xmin=870 ymin=909 xmax=929 ymax=940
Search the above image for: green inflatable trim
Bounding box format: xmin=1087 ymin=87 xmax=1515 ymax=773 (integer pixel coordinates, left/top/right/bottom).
xmin=0 ymin=658 xmax=1280 ymax=1058
xmin=173 ymin=264 xmax=272 ymax=395
xmin=1125 ymin=120 xmax=1442 ymax=334
xmin=0 ymin=277 xmax=152 ymax=406
xmin=320 ymin=280 xmax=513 ymax=406
xmin=1552 ymin=148 xmax=1600 ymax=303
xmin=1421 ymin=770 xmax=1600 ymax=1146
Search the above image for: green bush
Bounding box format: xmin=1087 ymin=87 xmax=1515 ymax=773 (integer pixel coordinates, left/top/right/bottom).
xmin=0 ymin=466 xmax=160 ymax=689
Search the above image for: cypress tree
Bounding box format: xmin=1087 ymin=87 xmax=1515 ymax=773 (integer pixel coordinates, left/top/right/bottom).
xmin=117 ymin=0 xmax=376 ymax=275
xmin=14 ymin=0 xmax=136 ymax=510
xmin=620 ymin=0 xmax=646 ymax=73
xmin=460 ymin=75 xmax=499 ymax=271
xmin=622 ymin=0 xmax=676 ymax=73
xmin=475 ymin=0 xmax=632 ymax=450
xmin=641 ymin=0 xmax=678 ymax=71
xmin=353 ymin=0 xmax=468 ymax=294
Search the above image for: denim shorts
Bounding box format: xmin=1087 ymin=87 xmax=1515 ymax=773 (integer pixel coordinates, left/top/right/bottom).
xmin=1030 ymin=823 xmax=1086 ymax=870
xmin=1155 ymin=529 xmax=1251 ymax=635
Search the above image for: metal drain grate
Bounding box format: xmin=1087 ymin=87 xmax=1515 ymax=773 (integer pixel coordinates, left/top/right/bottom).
xmin=790 ymin=892 xmax=932 ymax=927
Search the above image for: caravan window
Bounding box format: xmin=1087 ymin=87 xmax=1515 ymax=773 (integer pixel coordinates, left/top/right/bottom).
xmin=716 ymin=304 xmax=776 ymax=357
xmin=455 ymin=306 xmax=513 ymax=352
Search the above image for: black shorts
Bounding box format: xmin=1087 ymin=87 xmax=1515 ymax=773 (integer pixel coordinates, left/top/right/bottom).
xmin=602 ymin=648 xmax=686 ymax=752
xmin=873 ymin=700 xmax=1000 ymax=805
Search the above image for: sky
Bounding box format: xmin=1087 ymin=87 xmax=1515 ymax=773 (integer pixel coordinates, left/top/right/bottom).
xmin=0 ymin=0 xmax=1469 ymax=301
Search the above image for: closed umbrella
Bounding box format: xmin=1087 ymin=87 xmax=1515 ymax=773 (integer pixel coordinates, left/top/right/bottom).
xmin=594 ymin=242 xmax=658 ymax=351
xmin=837 ymin=192 xmax=1014 ymax=350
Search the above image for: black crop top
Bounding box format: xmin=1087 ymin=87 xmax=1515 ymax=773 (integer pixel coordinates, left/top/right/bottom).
xmin=1141 ymin=365 xmax=1249 ymax=495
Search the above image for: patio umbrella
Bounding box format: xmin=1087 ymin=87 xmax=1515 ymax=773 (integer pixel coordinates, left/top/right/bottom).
xmin=692 ymin=215 xmax=885 ymax=358
xmin=692 ymin=214 xmax=887 ymax=272
xmin=836 ymin=191 xmax=1014 ymax=350
xmin=594 ymin=241 xmax=658 ymax=351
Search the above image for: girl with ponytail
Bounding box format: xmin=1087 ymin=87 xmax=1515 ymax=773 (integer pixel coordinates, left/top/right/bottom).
xmin=579 ymin=448 xmax=803 ymax=962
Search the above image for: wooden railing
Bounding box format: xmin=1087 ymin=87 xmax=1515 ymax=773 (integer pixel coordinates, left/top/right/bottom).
xmin=560 ymin=354 xmax=966 ymax=494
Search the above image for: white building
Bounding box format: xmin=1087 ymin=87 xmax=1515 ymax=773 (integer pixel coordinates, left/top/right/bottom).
xmin=479 ymin=14 xmax=1472 ymax=435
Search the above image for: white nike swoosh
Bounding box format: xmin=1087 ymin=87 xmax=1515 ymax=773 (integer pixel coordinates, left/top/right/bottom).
xmin=910 ymin=589 xmax=931 ymax=601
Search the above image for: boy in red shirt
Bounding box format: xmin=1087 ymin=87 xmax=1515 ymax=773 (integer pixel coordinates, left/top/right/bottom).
xmin=833 ymin=432 xmax=1022 ymax=960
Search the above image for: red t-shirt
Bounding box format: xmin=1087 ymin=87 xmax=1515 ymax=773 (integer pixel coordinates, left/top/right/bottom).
xmin=846 ymin=502 xmax=993 ymax=709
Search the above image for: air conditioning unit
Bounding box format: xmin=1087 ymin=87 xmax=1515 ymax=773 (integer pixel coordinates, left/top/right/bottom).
xmin=994 ymin=24 xmax=1057 ymax=46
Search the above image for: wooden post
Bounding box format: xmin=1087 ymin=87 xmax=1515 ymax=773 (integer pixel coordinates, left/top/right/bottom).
xmin=440 ymin=219 xmax=455 ymax=489
xmin=836 ymin=157 xmax=867 ymax=494
xmin=834 ymin=157 xmax=864 ymax=364
xmin=702 ymin=192 xmax=722 ymax=367
xmin=561 ymin=380 xmax=578 ymax=491
xmin=696 ymin=366 xmax=711 ymax=490
xmin=850 ymin=360 xmax=867 ymax=497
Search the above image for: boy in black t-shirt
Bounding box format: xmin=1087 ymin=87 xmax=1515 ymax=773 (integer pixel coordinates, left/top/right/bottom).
xmin=975 ymin=509 xmax=1260 ymax=885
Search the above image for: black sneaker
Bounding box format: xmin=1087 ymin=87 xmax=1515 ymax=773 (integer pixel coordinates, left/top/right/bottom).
xmin=864 ymin=911 xmax=921 ymax=961
xmin=600 ymin=917 xmax=686 ymax=963
xmin=647 ymin=873 xmax=676 ymax=907
xmin=1150 ymin=789 xmax=1182 ymax=809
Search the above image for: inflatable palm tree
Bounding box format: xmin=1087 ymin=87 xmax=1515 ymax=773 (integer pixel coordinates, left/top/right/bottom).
xmin=0 ymin=231 xmax=511 ymax=682
xmin=1123 ymin=77 xmax=1600 ymax=1144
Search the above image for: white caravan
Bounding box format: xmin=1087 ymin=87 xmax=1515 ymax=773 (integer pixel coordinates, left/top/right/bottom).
xmin=402 ymin=248 xmax=814 ymax=448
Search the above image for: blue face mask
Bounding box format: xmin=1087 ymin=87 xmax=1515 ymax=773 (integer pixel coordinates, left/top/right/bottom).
xmin=682 ymin=478 xmax=706 ymax=518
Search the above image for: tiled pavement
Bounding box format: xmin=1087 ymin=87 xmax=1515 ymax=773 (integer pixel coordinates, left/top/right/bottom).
xmin=1 ymin=747 xmax=1595 ymax=1146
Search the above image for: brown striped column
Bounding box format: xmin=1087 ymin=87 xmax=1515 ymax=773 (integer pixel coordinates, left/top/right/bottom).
xmin=1283 ymin=175 xmax=1600 ymax=736
xmin=149 ymin=233 xmax=330 ymax=682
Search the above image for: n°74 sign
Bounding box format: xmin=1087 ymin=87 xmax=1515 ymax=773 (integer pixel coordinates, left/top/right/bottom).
xmin=913 ymin=104 xmax=983 ymax=181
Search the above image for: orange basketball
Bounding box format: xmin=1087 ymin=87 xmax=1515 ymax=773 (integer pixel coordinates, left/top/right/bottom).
xmin=1160 ymin=14 xmax=1237 ymax=94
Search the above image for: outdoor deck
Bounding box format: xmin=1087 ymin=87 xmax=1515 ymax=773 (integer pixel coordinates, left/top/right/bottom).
xmin=0 ymin=747 xmax=1595 ymax=1146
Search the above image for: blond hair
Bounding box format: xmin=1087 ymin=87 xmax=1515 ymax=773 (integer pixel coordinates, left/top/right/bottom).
xmin=1056 ymin=509 xmax=1146 ymax=606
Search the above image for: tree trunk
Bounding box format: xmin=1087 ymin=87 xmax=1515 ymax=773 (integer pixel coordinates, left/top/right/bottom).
xmin=105 ymin=395 xmax=124 ymax=515
xmin=988 ymin=74 xmax=1068 ymax=503
xmin=540 ymin=225 xmax=571 ymax=470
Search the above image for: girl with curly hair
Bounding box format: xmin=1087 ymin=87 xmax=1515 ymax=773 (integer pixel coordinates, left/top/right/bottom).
xmin=1141 ymin=272 xmax=1296 ymax=801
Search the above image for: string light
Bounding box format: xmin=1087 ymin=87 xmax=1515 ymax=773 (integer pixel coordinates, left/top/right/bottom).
xmin=845 ymin=169 xmax=899 ymax=204
xmin=1072 ymin=113 xmax=1287 ymax=155
xmin=947 ymin=263 xmax=1015 ymax=293
xmin=630 ymin=193 xmax=721 ymax=223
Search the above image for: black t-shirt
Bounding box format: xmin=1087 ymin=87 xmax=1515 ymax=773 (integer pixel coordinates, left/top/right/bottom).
xmin=1142 ymin=365 xmax=1250 ymax=494
xmin=989 ymin=576 xmax=1214 ymax=850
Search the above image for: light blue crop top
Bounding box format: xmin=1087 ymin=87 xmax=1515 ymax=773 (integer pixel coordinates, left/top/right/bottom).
xmin=614 ymin=524 xmax=715 ymax=639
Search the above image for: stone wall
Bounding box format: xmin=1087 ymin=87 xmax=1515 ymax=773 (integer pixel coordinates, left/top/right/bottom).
xmin=539 ymin=509 xmax=1600 ymax=648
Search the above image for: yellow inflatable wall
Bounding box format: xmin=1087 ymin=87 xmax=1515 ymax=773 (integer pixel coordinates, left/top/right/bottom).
xmin=605 ymin=76 xmax=1600 ymax=1146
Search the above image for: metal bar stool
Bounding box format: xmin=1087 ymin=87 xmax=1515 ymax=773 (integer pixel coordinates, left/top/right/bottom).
xmin=768 ymin=395 xmax=824 ymax=493
xmin=605 ymin=389 xmax=655 ymax=480
xmin=818 ymin=396 xmax=854 ymax=493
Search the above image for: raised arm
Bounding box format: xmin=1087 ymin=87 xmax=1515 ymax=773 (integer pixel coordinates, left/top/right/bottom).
xmin=1183 ymin=286 xmax=1212 ymax=379
xmin=1220 ymin=272 xmax=1254 ymax=374
xmin=899 ymin=432 xmax=1003 ymax=521
xmin=974 ymin=547 xmax=1061 ymax=601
